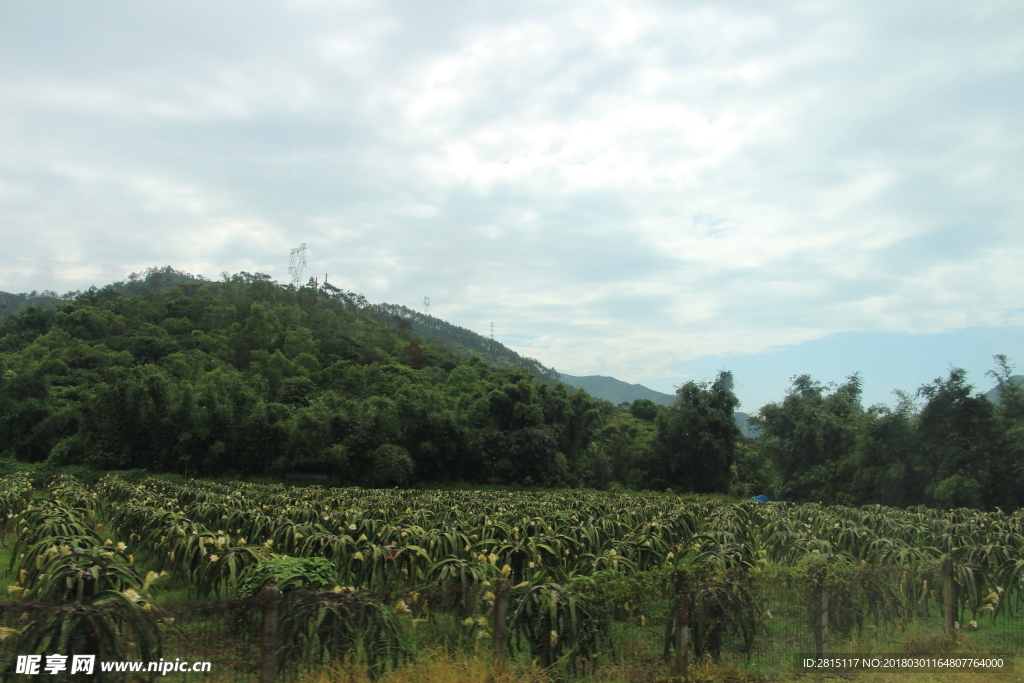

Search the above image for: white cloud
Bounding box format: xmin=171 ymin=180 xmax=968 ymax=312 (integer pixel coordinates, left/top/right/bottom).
xmin=2 ymin=0 xmax=1023 ymax=406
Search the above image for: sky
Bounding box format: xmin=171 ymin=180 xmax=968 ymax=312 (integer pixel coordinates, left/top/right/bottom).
xmin=2 ymin=0 xmax=1022 ymax=412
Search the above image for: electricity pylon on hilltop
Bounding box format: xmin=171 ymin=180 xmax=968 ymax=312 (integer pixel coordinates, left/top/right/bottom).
xmin=289 ymin=244 xmax=307 ymax=289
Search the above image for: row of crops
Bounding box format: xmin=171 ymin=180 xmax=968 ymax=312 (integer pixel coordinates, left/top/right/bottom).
xmin=2 ymin=473 xmax=1024 ymax=675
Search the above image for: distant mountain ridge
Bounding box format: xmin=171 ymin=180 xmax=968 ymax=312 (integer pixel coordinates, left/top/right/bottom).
xmin=0 ymin=290 xmax=66 ymax=321
xmin=0 ymin=266 xmax=206 ymax=323
xmin=368 ymin=303 xmax=560 ymax=382
xmin=558 ymin=373 xmax=676 ymax=406
xmin=984 ymin=375 xmax=1024 ymax=403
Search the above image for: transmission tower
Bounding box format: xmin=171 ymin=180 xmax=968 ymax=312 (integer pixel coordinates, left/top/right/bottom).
xmin=424 ymin=296 xmax=430 ymax=315
xmin=288 ymin=243 xmax=307 ymax=288
xmin=490 ymin=322 xmax=495 ymax=351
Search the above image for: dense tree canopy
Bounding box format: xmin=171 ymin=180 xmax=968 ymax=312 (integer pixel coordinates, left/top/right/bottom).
xmin=1 ymin=269 xmax=1022 ymax=509
xmin=0 ymin=272 xmax=627 ymax=487
xmin=648 ymin=372 xmax=740 ymax=493
xmin=748 ymin=367 xmax=1024 ymax=509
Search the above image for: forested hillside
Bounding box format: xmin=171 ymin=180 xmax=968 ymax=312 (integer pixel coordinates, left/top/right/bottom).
xmin=0 ymin=266 xmax=206 ymax=323
xmin=366 ymin=302 xmax=560 ymax=382
xmin=1 ymin=268 xmax=1022 ymax=510
xmin=0 ymin=290 xmax=66 ymax=321
xmin=0 ymin=270 xmax=740 ymax=492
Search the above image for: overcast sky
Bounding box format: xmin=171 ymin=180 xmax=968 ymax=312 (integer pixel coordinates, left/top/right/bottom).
xmin=2 ymin=0 xmax=1022 ymax=411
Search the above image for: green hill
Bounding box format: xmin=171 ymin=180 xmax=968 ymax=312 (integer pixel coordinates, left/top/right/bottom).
xmin=367 ymin=302 xmax=560 ymax=383
xmin=0 ymin=266 xmax=205 ymax=323
xmin=0 ymin=290 xmax=65 ymax=321
xmin=0 ymin=270 xmax=641 ymax=488
xmin=0 ymin=273 xmax=762 ymax=441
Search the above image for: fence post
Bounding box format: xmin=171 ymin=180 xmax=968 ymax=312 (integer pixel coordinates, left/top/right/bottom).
xmin=673 ymin=570 xmax=689 ymax=679
xmin=943 ymin=557 xmax=957 ymax=635
xmin=816 ymin=570 xmax=829 ymax=658
xmin=492 ymin=578 xmax=510 ymax=676
xmin=259 ymin=585 xmax=282 ymax=683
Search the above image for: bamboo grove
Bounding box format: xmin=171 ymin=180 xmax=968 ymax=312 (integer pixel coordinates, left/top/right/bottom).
xmin=3 ymin=473 xmax=1023 ymax=673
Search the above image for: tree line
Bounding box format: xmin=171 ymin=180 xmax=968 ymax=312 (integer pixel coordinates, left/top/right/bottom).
xmin=0 ymin=269 xmax=1021 ymax=509
xmin=740 ymin=362 xmax=1024 ymax=510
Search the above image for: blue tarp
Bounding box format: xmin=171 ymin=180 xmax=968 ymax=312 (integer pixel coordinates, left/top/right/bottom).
xmin=748 ymin=495 xmax=771 ymax=503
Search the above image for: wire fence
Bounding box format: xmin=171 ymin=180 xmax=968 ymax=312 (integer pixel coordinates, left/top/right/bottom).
xmin=1 ymin=563 xmax=1022 ymax=681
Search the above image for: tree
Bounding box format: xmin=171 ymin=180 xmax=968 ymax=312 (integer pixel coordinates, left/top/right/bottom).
xmin=753 ymin=373 xmax=863 ymax=502
xmin=729 ymin=440 xmax=775 ymax=499
xmin=365 ymin=444 xmax=414 ymax=487
xmin=987 ymin=355 xmax=1024 ymax=503
xmin=917 ymin=368 xmax=1005 ymax=509
xmin=648 ymin=371 xmax=740 ymax=493
xmin=629 ymin=398 xmax=658 ymax=422
xmin=403 ymin=340 xmax=427 ymax=370
xmin=598 ymin=414 xmax=651 ymax=488
xmin=848 ymin=392 xmax=921 ymax=506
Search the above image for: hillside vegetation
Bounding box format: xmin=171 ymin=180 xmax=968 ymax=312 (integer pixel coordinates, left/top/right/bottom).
xmin=365 ymin=302 xmax=560 ymax=383
xmin=1 ymin=268 xmax=1022 ymax=509
xmin=0 ymin=270 xmax=738 ymax=492
xmin=0 ymin=266 xmax=205 ymax=322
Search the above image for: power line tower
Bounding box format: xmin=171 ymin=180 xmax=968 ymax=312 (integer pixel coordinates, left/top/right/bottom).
xmin=424 ymin=296 xmax=430 ymax=315
xmin=288 ymin=243 xmax=307 ymax=289
xmin=490 ymin=322 xmax=495 ymax=352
